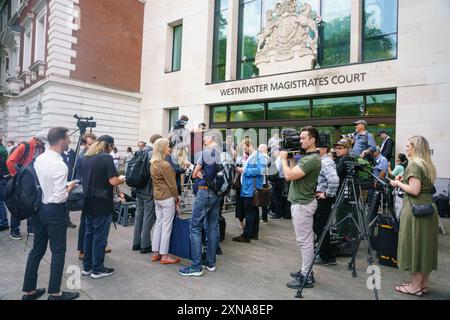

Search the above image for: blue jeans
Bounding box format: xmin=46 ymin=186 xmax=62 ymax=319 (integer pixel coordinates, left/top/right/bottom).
xmin=22 ymin=203 xmax=67 ymax=294
xmin=190 ymin=189 xmax=220 ymax=270
xmin=83 ymin=214 xmax=112 ymax=273
xmin=10 ymin=215 xmax=34 ymax=233
xmin=0 ymin=201 xmax=8 ymax=227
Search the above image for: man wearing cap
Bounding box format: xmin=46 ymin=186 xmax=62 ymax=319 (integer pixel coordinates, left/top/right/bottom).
xmin=80 ymin=135 xmax=125 ymax=279
xmin=6 ymin=131 xmax=47 ymax=240
xmin=378 ymin=130 xmax=394 ymax=163
xmin=352 ymin=120 xmax=376 ymax=158
xmin=313 ymin=140 xmax=340 ymax=265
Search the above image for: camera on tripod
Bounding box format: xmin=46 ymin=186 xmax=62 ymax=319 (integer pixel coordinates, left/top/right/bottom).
xmin=74 ymin=114 xmax=96 ymax=134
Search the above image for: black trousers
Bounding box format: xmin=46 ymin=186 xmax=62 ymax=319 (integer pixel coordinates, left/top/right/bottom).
xmin=313 ymin=197 xmax=336 ymax=261
xmin=77 ymin=211 xmax=86 ymax=252
xmin=272 ymin=178 xmax=290 ymax=219
xmin=23 ymin=203 xmax=67 ymax=294
xmin=235 ymin=190 xmax=245 ymax=221
xmin=243 ymin=197 xmax=259 ymax=239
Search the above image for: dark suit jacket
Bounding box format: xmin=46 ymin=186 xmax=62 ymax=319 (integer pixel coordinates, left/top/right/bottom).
xmin=381 ymin=137 xmax=395 ymax=162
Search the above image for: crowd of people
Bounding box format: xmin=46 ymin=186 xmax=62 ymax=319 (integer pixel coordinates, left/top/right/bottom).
xmin=0 ymin=115 xmax=440 ymax=300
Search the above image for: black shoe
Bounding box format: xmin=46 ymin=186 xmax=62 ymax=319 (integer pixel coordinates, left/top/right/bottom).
xmin=0 ymin=225 xmax=9 ymax=232
xmin=140 ymin=247 xmax=151 ymax=254
xmin=67 ymin=221 xmax=77 ymax=229
xmin=91 ymin=267 xmax=115 ymax=279
xmin=132 ymin=244 xmax=141 ymax=251
xmin=251 ymin=234 xmax=259 ymax=240
xmin=22 ymin=288 xmax=46 ymax=300
xmin=216 ymin=247 xmax=223 ymax=255
xmin=290 ymin=270 xmax=302 ymax=279
xmin=315 ymin=256 xmax=330 ymax=265
xmin=48 ymin=291 xmax=80 ymax=300
xmin=9 ymin=231 xmax=22 ymax=240
xmin=286 ymin=273 xmax=315 ymax=289
xmin=269 ymin=214 xmax=282 ymax=220
xmin=232 ymin=235 xmax=250 ymax=243
xmin=328 ymin=258 xmax=337 ymax=265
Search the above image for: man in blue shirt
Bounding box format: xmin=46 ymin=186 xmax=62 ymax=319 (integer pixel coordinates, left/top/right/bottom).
xmin=179 ymin=133 xmax=221 ymax=277
xmin=352 ymin=119 xmax=376 ymax=158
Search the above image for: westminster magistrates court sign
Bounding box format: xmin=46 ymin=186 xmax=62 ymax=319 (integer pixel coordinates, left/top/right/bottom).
xmin=219 ymin=72 xmax=367 ymax=97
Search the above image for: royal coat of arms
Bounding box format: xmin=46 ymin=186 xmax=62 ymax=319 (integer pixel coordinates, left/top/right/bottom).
xmin=255 ymin=0 xmax=321 ymax=75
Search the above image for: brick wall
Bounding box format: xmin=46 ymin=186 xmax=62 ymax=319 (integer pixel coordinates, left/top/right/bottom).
xmin=70 ymin=0 xmax=145 ymax=92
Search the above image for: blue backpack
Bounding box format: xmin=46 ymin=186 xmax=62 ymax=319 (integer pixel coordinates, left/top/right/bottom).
xmin=3 ymin=161 xmax=42 ymax=221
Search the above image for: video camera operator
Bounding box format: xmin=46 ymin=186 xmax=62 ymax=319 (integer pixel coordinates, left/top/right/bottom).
xmin=168 ymin=115 xmax=191 ymax=166
xmin=280 ymin=126 xmax=321 ymax=290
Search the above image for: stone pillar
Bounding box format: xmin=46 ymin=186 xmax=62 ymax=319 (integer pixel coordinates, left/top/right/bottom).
xmin=225 ymin=0 xmax=239 ymax=81
xmin=350 ymin=0 xmax=363 ymax=63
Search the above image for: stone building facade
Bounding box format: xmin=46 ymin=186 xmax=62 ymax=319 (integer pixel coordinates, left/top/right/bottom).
xmin=139 ymin=0 xmax=450 ymax=190
xmin=0 ymin=0 xmax=145 ymax=151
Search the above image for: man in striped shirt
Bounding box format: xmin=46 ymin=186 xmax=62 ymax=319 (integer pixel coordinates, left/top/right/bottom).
xmin=313 ymin=142 xmax=340 ymax=265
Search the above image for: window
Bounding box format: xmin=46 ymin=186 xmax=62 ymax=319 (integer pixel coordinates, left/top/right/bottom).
xmin=212 ymin=106 xmax=227 ymax=122
xmin=210 ymin=92 xmax=396 ymax=132
xmin=34 ymin=12 xmax=47 ymax=62
xmin=317 ymin=0 xmax=352 ymax=67
xmin=212 ymin=0 xmax=229 ymax=83
xmin=23 ymin=24 xmax=32 ymax=70
xmin=267 ymin=100 xmax=310 ymax=120
xmin=171 ymin=24 xmax=183 ymax=71
xmin=229 ymin=103 xmax=265 ymax=121
xmin=365 ymin=93 xmax=396 ymax=116
xmin=313 ymin=95 xmax=364 ymax=118
xmin=169 ymin=109 xmax=179 ymax=130
xmin=363 ymin=0 xmax=398 ymax=62
xmin=237 ymin=0 xmax=261 ymax=79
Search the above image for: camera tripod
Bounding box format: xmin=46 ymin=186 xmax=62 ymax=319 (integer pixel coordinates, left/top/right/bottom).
xmin=295 ymin=173 xmax=379 ymax=300
xmin=69 ymin=114 xmax=96 ymax=180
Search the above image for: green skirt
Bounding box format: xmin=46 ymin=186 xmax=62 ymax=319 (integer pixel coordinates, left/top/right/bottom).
xmin=397 ymin=203 xmax=439 ymax=273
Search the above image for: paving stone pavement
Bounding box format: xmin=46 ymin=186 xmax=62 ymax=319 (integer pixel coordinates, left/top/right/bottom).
xmin=1 ymin=211 xmax=449 ymax=300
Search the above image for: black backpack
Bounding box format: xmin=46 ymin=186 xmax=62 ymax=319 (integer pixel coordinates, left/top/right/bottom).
xmin=125 ymin=149 xmax=151 ymax=188
xmin=3 ymin=161 xmax=42 ymax=221
xmin=207 ymin=162 xmax=234 ymax=196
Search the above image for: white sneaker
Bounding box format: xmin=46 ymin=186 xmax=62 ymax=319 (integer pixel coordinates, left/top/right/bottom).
xmin=90 ymin=267 xmax=115 ymax=279
xmin=203 ymin=264 xmax=217 ymax=272
xmin=81 ymin=270 xmax=92 ymax=276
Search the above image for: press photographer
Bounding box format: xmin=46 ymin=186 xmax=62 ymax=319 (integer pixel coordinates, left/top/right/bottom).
xmin=280 ymin=126 xmax=321 ymax=289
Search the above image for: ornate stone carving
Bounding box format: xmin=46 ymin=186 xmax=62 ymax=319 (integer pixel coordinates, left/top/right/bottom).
xmin=255 ymin=0 xmax=321 ymax=75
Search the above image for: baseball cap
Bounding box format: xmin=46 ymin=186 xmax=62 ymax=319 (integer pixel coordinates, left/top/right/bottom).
xmin=333 ymin=139 xmax=350 ymax=148
xmin=97 ymin=135 xmax=115 ymax=147
xmin=353 ymin=119 xmax=367 ymax=126
xmin=34 ymin=131 xmax=48 ymax=143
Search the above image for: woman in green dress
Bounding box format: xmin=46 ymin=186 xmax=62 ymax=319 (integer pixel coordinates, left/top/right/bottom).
xmin=389 ymin=135 xmax=438 ymax=297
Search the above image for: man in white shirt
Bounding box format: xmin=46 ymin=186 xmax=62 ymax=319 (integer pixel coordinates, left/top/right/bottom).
xmin=22 ymin=127 xmax=79 ymax=301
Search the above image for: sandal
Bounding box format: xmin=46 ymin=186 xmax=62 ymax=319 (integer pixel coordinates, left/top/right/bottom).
xmin=395 ymin=284 xmax=423 ymax=297
xmin=400 ymin=282 xmax=428 ymax=294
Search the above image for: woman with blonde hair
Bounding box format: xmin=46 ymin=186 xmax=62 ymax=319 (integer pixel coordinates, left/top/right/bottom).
xmin=390 ymin=135 xmax=439 ymax=297
xmin=150 ymin=138 xmax=180 ymax=264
